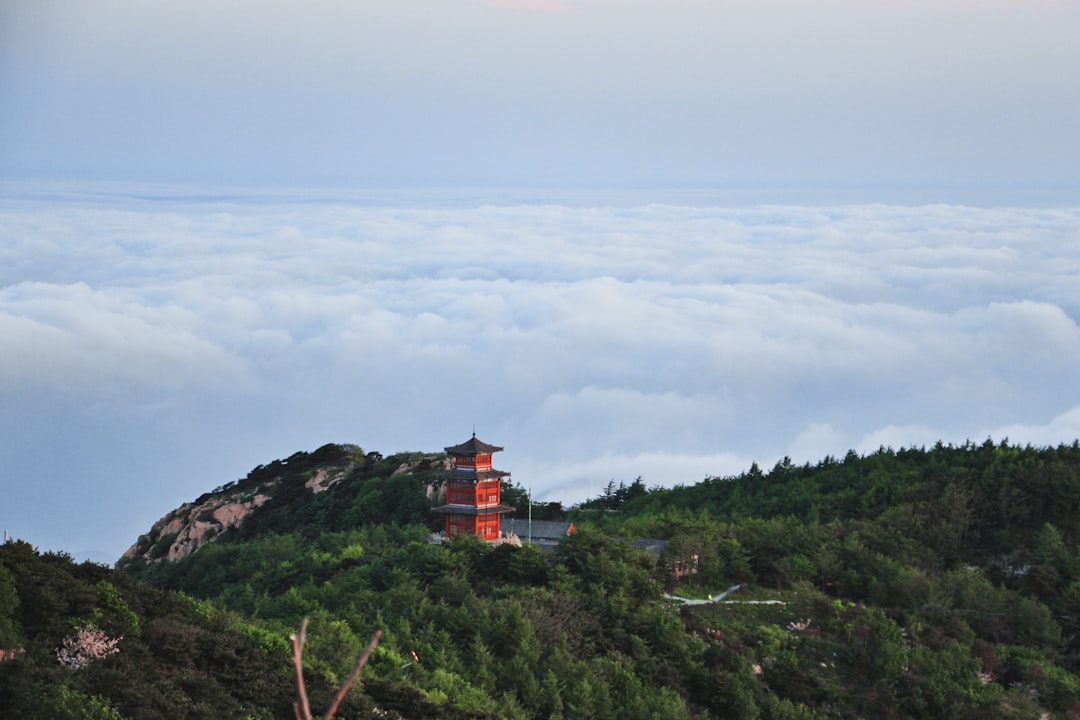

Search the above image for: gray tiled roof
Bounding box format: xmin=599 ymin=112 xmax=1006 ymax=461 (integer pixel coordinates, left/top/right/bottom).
xmin=629 ymin=538 xmax=669 ymax=555
xmin=501 ymin=518 xmax=574 ymax=541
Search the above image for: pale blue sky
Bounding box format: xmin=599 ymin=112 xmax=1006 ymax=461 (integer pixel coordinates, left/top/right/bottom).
xmin=2 ymin=0 xmax=1078 ymax=198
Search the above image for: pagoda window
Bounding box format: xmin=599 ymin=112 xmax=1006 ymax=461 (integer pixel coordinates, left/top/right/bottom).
xmin=448 ymin=482 xmax=474 ymax=505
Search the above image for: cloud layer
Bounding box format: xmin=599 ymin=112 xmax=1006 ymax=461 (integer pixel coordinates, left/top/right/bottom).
xmin=2 ymin=188 xmax=1079 ymax=561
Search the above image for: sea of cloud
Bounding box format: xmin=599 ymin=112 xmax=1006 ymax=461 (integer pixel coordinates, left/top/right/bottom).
xmin=2 ymin=187 xmax=1079 ymax=561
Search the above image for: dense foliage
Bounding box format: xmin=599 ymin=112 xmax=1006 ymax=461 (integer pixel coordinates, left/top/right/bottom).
xmin=3 ymin=439 xmax=1079 ymax=718
xmin=0 ymin=540 xmax=302 ymax=719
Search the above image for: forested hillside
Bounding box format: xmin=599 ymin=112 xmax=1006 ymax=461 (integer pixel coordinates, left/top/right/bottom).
xmin=0 ymin=540 xmax=302 ymax=718
xmin=3 ymin=440 xmax=1079 ymax=719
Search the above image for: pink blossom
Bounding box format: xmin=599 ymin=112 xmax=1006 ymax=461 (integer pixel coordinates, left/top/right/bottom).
xmin=56 ymin=625 xmax=122 ymax=670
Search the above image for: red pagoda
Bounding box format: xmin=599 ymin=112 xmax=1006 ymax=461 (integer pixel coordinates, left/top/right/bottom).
xmin=433 ymin=434 xmax=514 ymax=540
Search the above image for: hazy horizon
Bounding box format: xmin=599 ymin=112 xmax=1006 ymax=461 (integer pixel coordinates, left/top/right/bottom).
xmin=4 ymin=1 xmax=1078 ymax=193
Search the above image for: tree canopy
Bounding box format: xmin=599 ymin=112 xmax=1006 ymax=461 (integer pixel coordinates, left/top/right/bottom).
xmin=3 ymin=439 xmax=1078 ymax=718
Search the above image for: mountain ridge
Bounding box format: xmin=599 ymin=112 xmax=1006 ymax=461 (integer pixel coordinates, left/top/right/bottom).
xmin=120 ymin=443 xmax=453 ymax=567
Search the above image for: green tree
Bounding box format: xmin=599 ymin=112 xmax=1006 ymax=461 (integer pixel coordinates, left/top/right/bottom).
xmin=31 ymin=684 xmax=127 ymax=720
xmin=0 ymin=563 xmax=20 ymax=647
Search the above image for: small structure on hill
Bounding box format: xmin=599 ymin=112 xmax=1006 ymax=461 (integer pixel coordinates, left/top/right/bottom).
xmin=432 ymin=434 xmax=514 ymax=541
xmin=630 ymin=538 xmax=700 ymax=580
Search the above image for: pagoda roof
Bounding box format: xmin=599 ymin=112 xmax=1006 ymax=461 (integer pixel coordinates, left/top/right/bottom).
xmin=442 ymin=468 xmax=510 ymax=482
xmin=432 ymin=504 xmax=515 ymax=516
xmin=445 ymin=434 xmax=504 ymax=456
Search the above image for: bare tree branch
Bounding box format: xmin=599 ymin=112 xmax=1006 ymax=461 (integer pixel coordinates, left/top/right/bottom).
xmin=290 ymin=617 xmax=382 ymax=720
xmin=290 ymin=617 xmax=312 ymax=720
xmin=322 ymin=629 xmax=383 ymax=720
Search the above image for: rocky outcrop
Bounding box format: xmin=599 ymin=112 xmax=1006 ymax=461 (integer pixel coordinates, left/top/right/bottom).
xmin=305 ymin=468 xmax=346 ymax=494
xmin=122 ymin=490 xmax=270 ymax=564
xmin=120 ymin=444 xmax=450 ymax=566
